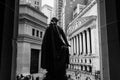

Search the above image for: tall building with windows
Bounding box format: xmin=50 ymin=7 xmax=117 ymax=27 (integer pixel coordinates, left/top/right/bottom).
xmin=20 ymin=0 xmax=42 ymax=10
xmin=41 ymin=4 xmax=53 ymax=24
xmin=54 ymin=0 xmax=63 ymax=27
xmin=17 ymin=1 xmax=47 ymax=80
xmin=65 ymin=0 xmax=101 ymax=80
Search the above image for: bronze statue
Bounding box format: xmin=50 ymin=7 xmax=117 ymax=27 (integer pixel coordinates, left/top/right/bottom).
xmin=41 ymin=17 xmax=70 ymax=80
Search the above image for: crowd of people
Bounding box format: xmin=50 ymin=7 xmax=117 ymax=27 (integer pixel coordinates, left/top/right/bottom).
xmin=16 ymin=74 xmax=33 ymax=80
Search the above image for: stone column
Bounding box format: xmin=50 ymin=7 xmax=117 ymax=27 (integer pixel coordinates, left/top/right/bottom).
xmin=71 ymin=38 xmax=74 ymax=55
xmin=72 ymin=38 xmax=74 ymax=55
xmin=79 ymin=33 xmax=82 ymax=55
xmin=75 ymin=36 xmax=77 ymax=55
xmin=87 ymin=29 xmax=91 ymax=55
xmin=91 ymin=28 xmax=96 ymax=55
xmin=73 ymin=37 xmax=76 ymax=55
xmin=85 ymin=30 xmax=88 ymax=56
xmin=83 ymin=32 xmax=86 ymax=56
xmin=69 ymin=39 xmax=72 ymax=55
xmin=76 ymin=35 xmax=79 ymax=56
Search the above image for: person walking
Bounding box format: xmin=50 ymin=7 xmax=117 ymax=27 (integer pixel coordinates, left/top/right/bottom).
xmin=41 ymin=17 xmax=70 ymax=80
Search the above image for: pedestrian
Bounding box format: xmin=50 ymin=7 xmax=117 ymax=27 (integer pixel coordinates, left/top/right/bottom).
xmin=41 ymin=17 xmax=70 ymax=80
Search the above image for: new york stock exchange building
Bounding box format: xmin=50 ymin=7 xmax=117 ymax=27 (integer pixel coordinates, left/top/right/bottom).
xmin=66 ymin=0 xmax=100 ymax=80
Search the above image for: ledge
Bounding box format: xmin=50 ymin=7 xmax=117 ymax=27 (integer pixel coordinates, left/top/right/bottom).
xmin=19 ymin=13 xmax=47 ymax=29
xmin=17 ymin=34 xmax=42 ymax=45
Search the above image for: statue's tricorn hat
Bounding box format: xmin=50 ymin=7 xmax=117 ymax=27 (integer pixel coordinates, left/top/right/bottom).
xmin=51 ymin=17 xmax=59 ymax=22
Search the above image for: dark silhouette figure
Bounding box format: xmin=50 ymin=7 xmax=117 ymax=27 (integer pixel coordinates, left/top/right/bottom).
xmin=41 ymin=17 xmax=70 ymax=80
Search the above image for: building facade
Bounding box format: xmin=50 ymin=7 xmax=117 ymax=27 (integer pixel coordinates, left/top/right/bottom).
xmin=54 ymin=0 xmax=63 ymax=28
xmin=20 ymin=0 xmax=42 ymax=11
xmin=65 ymin=0 xmax=101 ymax=80
xmin=41 ymin=4 xmax=53 ymax=24
xmin=17 ymin=1 xmax=47 ymax=80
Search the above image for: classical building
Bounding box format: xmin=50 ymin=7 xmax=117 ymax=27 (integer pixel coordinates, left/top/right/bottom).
xmin=65 ymin=0 xmax=101 ymax=80
xmin=41 ymin=4 xmax=53 ymax=24
xmin=16 ymin=1 xmax=47 ymax=80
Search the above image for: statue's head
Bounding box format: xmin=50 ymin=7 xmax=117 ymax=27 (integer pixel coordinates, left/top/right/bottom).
xmin=51 ymin=17 xmax=59 ymax=23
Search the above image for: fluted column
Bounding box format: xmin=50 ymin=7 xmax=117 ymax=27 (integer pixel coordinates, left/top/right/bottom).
xmin=72 ymin=38 xmax=74 ymax=55
xmin=83 ymin=32 xmax=86 ymax=55
xmin=89 ymin=28 xmax=92 ymax=55
xmin=71 ymin=38 xmax=74 ymax=55
xmin=69 ymin=39 xmax=72 ymax=55
xmin=73 ymin=37 xmax=76 ymax=55
xmin=79 ymin=33 xmax=82 ymax=55
xmin=76 ymin=35 xmax=79 ymax=55
xmin=91 ymin=28 xmax=95 ymax=55
xmin=77 ymin=34 xmax=80 ymax=55
xmin=85 ymin=30 xmax=88 ymax=55
xmin=87 ymin=29 xmax=91 ymax=55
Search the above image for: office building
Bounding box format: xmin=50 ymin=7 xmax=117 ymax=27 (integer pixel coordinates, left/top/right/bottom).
xmin=20 ymin=0 xmax=42 ymax=10
xmin=54 ymin=0 xmax=63 ymax=27
xmin=16 ymin=1 xmax=47 ymax=79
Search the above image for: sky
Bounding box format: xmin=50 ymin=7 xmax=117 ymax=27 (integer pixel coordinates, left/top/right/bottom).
xmin=42 ymin=0 xmax=54 ymax=7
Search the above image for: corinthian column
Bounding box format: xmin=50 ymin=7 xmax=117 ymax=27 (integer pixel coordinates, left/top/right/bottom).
xmin=83 ymin=31 xmax=86 ymax=56
xmin=87 ymin=29 xmax=91 ymax=56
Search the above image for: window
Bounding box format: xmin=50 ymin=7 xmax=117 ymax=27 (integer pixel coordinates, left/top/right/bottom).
xmin=40 ymin=31 xmax=43 ymax=38
xmin=81 ymin=65 xmax=83 ymax=71
xmin=34 ymin=1 xmax=36 ymax=4
xmin=37 ymin=2 xmax=39 ymax=5
xmin=32 ymin=28 xmax=35 ymax=36
xmin=89 ymin=66 xmax=92 ymax=72
xmin=35 ymin=6 xmax=39 ymax=10
xmin=85 ymin=59 xmax=87 ymax=63
xmin=36 ymin=30 xmax=39 ymax=37
xmin=89 ymin=59 xmax=91 ymax=64
xmin=84 ymin=0 xmax=88 ymax=5
xmin=85 ymin=66 xmax=87 ymax=71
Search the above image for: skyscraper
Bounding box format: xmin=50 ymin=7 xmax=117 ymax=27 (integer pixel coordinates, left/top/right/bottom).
xmin=54 ymin=0 xmax=63 ymax=27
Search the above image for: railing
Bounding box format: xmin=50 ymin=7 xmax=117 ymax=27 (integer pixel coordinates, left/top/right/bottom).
xmin=67 ymin=68 xmax=94 ymax=76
